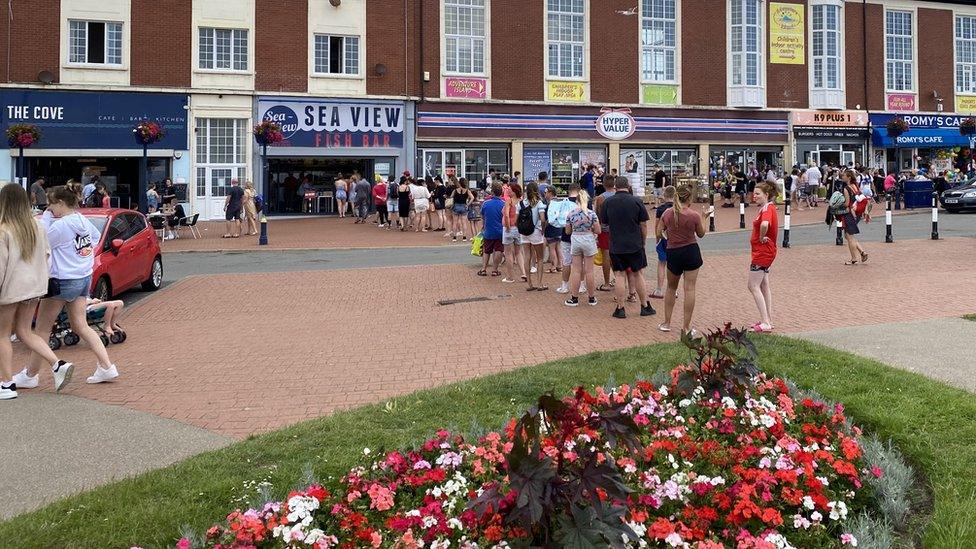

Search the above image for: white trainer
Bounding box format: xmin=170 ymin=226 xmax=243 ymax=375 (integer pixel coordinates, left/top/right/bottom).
xmin=12 ymin=368 xmax=38 ymax=389
xmin=555 ymin=283 xmax=570 ymax=294
xmin=0 ymin=384 xmax=16 ymax=400
xmin=52 ymin=361 xmax=74 ymax=392
xmin=86 ymin=364 xmax=119 ymax=384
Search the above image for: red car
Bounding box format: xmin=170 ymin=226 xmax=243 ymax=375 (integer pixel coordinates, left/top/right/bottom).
xmin=79 ymin=208 xmax=163 ymax=300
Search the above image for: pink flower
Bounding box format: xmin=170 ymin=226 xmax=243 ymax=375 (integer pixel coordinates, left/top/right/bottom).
xmin=841 ymin=533 xmax=858 ymax=546
xmin=176 ymin=539 xmax=191 ymax=549
xmin=367 ymin=483 xmax=395 ymax=511
xmin=870 ymin=465 xmax=883 ymax=478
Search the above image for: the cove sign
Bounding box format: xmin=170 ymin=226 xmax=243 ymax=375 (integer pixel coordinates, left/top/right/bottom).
xmin=596 ymin=108 xmax=636 ymax=140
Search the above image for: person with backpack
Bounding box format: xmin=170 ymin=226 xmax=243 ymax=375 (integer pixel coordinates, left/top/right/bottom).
xmin=501 ymin=182 xmax=525 ymax=283
xmin=829 ymin=169 xmax=868 ymax=265
xmin=518 ymin=182 xmax=548 ymax=291
xmin=386 ymin=177 xmax=400 ymax=229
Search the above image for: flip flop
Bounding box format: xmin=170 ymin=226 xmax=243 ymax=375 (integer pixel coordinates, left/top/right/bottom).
xmin=597 ymin=284 xmax=613 ymax=292
xmin=490 ymin=271 xmax=502 ymax=277
xmin=627 ymin=293 xmax=638 ymax=303
xmin=750 ymin=323 xmax=774 ymax=333
xmin=501 ymin=278 xmax=516 ymax=283
xmin=535 ymin=285 xmax=549 ymax=292
xmin=526 ymin=286 xmax=536 ymax=291
xmin=860 ymin=252 xmax=868 ymax=263
xmin=221 ymin=235 xmax=232 ymax=238
xmin=658 ymin=324 xmax=671 ymax=333
xmin=844 ymin=260 xmax=858 ymax=266
xmin=477 ymin=270 xmax=488 ymax=277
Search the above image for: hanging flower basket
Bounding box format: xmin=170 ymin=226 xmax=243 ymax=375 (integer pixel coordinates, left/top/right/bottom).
xmin=253 ymin=120 xmax=284 ymax=146
xmin=886 ymin=117 xmax=909 ymax=138
xmin=960 ymin=117 xmax=976 ymax=136
xmin=6 ymin=123 xmax=40 ymax=148
xmin=133 ymin=120 xmax=166 ymax=145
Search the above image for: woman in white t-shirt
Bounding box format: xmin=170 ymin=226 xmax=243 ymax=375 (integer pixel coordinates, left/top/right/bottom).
xmin=518 ymin=182 xmax=548 ymax=291
xmin=27 ymin=186 xmax=118 ymax=386
xmin=409 ymin=178 xmax=431 ymax=232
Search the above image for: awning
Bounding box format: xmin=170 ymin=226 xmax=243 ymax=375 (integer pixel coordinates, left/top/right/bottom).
xmin=871 ymin=128 xmax=972 ymax=148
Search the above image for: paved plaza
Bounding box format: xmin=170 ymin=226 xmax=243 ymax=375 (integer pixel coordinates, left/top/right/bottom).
xmin=2 ymin=212 xmax=975 ymax=518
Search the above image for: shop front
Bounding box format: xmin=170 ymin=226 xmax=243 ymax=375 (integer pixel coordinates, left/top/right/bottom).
xmin=417 ymin=103 xmax=788 ymax=196
xmin=0 ymin=88 xmax=189 ymax=208
xmin=791 ymin=111 xmax=870 ymax=169
xmin=870 ymin=113 xmax=973 ymax=175
xmin=255 ymin=97 xmax=413 ymax=215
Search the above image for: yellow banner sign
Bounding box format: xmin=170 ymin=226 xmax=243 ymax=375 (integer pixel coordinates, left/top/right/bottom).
xmin=770 ymin=3 xmax=804 ymax=65
xmin=957 ymin=96 xmax=976 ymax=115
xmin=547 ymin=81 xmax=586 ymax=102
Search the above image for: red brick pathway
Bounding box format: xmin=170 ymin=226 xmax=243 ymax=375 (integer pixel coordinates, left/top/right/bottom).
xmin=26 ymin=237 xmax=975 ymax=439
xmin=163 ymin=202 xmax=861 ymax=252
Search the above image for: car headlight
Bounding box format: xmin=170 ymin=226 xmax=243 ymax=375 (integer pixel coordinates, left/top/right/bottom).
xmin=964 ymin=191 xmax=976 ymax=198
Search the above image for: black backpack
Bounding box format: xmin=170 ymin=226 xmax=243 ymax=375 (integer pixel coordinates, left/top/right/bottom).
xmin=516 ymin=200 xmax=535 ymax=236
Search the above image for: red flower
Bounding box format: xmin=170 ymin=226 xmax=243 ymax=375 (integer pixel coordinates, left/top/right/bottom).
xmin=760 ymin=508 xmax=783 ymax=526
xmin=649 ymin=517 xmax=676 ymax=539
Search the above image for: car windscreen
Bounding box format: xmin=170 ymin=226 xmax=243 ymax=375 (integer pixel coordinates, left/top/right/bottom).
xmin=85 ymin=216 xmax=108 ymax=245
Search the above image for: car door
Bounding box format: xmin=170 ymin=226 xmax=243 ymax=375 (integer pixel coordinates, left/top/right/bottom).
xmin=100 ymin=214 xmax=129 ymax=292
xmin=115 ymin=213 xmax=150 ymax=292
xmin=122 ymin=213 xmax=154 ymax=287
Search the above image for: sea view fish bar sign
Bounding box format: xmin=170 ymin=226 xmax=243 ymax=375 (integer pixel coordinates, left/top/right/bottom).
xmin=257 ymin=98 xmax=404 ymax=148
xmin=770 ymin=3 xmax=804 ymax=64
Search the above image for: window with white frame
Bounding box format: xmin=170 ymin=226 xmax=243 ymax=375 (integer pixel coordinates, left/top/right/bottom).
xmin=547 ymin=0 xmax=584 ymax=79
xmin=641 ymin=0 xmax=676 ymax=82
xmin=314 ymin=35 xmax=360 ymax=75
xmin=195 ymin=118 xmax=248 ymax=198
xmin=68 ymin=20 xmax=122 ymax=65
xmin=199 ymin=27 xmax=248 ymax=71
xmin=885 ymin=10 xmax=913 ymax=91
xmin=445 ymin=0 xmax=486 ymax=74
xmin=811 ymin=4 xmax=841 ymax=89
xmin=729 ymin=0 xmax=761 ymax=87
xmin=956 ymin=15 xmax=976 ymax=94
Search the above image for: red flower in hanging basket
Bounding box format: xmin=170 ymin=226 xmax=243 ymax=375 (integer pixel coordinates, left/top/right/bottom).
xmin=253 ymin=120 xmax=285 ymax=146
xmin=133 ymin=120 xmax=166 ymax=145
xmin=886 ymin=117 xmax=909 ymax=137
xmin=6 ymin=123 xmax=41 ymax=148
xmin=960 ymin=117 xmax=976 ymax=136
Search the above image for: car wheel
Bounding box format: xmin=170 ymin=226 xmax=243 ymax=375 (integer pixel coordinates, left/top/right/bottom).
xmin=142 ymin=256 xmax=163 ymax=291
xmin=94 ymin=276 xmax=111 ymax=301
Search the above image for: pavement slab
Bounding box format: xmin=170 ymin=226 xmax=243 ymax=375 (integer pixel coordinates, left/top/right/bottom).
xmin=0 ymin=394 xmax=231 ymax=519
xmin=794 ymin=317 xmax=976 ymax=394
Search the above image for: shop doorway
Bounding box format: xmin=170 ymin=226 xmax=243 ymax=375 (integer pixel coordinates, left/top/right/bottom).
xmin=267 ymin=157 xmax=392 ymax=215
xmin=28 ymin=156 xmax=169 ymax=209
xmin=423 ymin=150 xmax=463 ymax=180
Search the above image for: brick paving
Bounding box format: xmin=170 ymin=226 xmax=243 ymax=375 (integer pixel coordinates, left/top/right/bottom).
xmin=163 ymin=201 xmax=860 ymax=252
xmin=22 ymin=236 xmax=976 ymax=439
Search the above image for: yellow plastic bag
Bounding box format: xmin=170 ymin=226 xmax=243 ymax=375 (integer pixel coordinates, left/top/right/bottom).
xmin=471 ymin=233 xmax=484 ymax=256
xmin=593 ymin=249 xmax=604 ymax=266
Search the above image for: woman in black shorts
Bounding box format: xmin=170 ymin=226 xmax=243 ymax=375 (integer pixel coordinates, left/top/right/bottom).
xmin=451 ymin=180 xmax=472 ymax=241
xmin=656 ymin=184 xmax=706 ymax=336
xmin=397 ymin=177 xmax=412 ymax=231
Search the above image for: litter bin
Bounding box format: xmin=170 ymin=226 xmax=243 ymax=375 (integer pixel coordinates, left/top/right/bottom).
xmin=903 ymin=190 xmax=931 ymax=209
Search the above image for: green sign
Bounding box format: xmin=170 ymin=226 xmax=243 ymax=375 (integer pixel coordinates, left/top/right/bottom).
xmin=641 ymin=84 xmax=678 ymax=105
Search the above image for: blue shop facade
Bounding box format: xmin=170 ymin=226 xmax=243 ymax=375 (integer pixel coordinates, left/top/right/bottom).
xmin=0 ymin=88 xmax=189 ymax=208
xmin=870 ymin=113 xmax=974 ymax=175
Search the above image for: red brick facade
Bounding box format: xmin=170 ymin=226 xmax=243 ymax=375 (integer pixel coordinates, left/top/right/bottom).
xmin=0 ymin=0 xmax=60 ymax=84
xmin=0 ymin=0 xmax=972 ymax=118
xmin=132 ymin=0 xmax=191 ymax=88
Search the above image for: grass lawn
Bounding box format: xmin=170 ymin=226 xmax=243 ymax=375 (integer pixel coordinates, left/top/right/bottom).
xmin=964 ymin=314 xmax=976 ymax=321
xmin=2 ymin=336 xmax=975 ymax=548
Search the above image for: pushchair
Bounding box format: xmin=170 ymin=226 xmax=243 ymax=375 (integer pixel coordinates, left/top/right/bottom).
xmin=48 ymin=306 xmax=127 ymax=350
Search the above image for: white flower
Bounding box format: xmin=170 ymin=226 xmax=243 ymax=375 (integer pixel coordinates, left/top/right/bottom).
xmin=811 ymin=511 xmax=823 ymax=523
xmin=665 ymin=532 xmax=683 ymax=547
xmin=759 ymin=414 xmax=776 ymax=428
xmin=431 ymin=540 xmax=451 ymax=549
xmin=423 ymin=515 xmax=439 ymax=528
xmin=817 ymin=476 xmax=830 ymax=487
xmin=763 ymin=533 xmax=797 ymax=549
xmin=304 ymin=529 xmax=326 ymax=544
xmin=678 ymin=398 xmax=692 ymax=408
xmin=802 ymin=496 xmax=815 ymax=510
xmin=448 ymin=517 xmax=464 ymax=530
xmin=828 ymin=501 xmax=848 ymax=521
xmin=363 ymin=447 xmax=371 ymax=456
xmin=793 ymin=514 xmax=811 ymax=530
xmin=659 ymin=385 xmax=669 ymax=397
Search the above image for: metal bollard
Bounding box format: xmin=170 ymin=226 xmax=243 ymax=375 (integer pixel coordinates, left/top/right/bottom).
xmin=835 ymin=219 xmax=843 ymax=246
xmin=885 ymin=195 xmax=894 ymax=243
xmin=708 ymin=191 xmax=716 ymax=232
xmin=739 ymin=202 xmax=745 ymax=229
xmin=782 ymin=190 xmax=791 ymax=248
xmin=931 ymin=191 xmax=939 ymax=240
xmin=259 ymin=214 xmax=268 ymax=245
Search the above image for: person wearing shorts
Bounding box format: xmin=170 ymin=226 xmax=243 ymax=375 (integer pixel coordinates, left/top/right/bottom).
xmin=543 ymin=187 xmax=564 ymax=274
xmin=477 ymin=183 xmax=505 ymax=277
xmin=563 ymin=192 xmax=600 ymax=306
xmin=554 ymin=186 xmax=581 ymax=294
xmin=500 ymin=182 xmax=525 ymax=283
xmin=593 ymin=186 xmax=616 ymax=292
xmin=838 ymin=169 xmax=868 ymax=265
xmin=223 ymin=179 xmax=245 ymax=238
xmin=657 ymin=184 xmax=705 ymax=335
xmin=518 ymin=182 xmax=548 ymax=290
xmin=748 ymin=182 xmax=778 ymax=333
xmin=600 ymin=177 xmax=655 ymax=319
xmin=651 ymin=185 xmax=676 ymax=299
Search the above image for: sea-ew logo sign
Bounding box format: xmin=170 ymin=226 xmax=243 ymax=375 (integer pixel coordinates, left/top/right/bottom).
xmin=596 ymin=108 xmax=636 ymax=140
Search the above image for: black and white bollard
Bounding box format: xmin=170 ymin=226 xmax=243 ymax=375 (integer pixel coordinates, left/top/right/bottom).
xmin=885 ymin=195 xmax=894 ymax=243
xmin=739 ymin=201 xmax=745 ymax=229
xmin=709 ymin=191 xmax=716 ymax=232
xmin=835 ymin=218 xmax=843 ymax=246
xmin=782 ymin=191 xmax=791 ymax=248
xmin=259 ymin=214 xmax=268 ymax=245
xmin=931 ymin=191 xmax=939 ymax=240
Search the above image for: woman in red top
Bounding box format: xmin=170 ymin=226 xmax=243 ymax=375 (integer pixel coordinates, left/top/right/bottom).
xmin=372 ymin=178 xmax=389 ymax=229
xmin=748 ymin=181 xmax=778 ymax=333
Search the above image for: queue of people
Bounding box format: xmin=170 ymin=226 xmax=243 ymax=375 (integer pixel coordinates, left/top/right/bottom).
xmin=1 ymin=183 xmax=120 ymax=400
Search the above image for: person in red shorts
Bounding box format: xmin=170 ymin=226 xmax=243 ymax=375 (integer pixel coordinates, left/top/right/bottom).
xmin=748 ymin=181 xmax=779 ymax=333
xmin=593 ymin=185 xmax=616 ymax=291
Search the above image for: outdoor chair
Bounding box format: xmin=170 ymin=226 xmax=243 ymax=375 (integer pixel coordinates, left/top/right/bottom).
xmin=177 ymin=213 xmax=201 ymax=239
xmin=148 ymin=215 xmax=166 ymax=240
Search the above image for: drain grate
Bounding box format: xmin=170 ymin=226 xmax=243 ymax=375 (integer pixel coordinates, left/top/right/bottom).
xmin=437 ymin=294 xmax=512 ymax=306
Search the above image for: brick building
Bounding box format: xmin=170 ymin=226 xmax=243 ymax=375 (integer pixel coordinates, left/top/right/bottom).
xmin=0 ymin=0 xmax=973 ymax=217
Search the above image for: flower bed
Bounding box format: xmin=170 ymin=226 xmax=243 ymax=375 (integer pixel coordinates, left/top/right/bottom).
xmin=160 ymin=328 xmax=891 ymax=549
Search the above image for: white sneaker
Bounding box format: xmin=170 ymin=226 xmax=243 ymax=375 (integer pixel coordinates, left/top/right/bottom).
xmin=555 ymin=283 xmax=570 ymax=294
xmin=0 ymin=384 xmax=16 ymax=400
xmin=530 ymin=266 xmax=538 ymax=274
xmin=86 ymin=364 xmax=119 ymax=384
xmin=579 ymin=282 xmax=587 ymax=293
xmin=378 ymin=223 xmax=385 ymax=228
xmin=52 ymin=361 xmax=74 ymax=392
xmin=12 ymin=368 xmax=38 ymax=389
xmin=9 ymin=334 xmax=17 ymax=342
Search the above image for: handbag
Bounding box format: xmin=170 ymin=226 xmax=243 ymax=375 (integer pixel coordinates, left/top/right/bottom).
xmin=44 ymin=278 xmax=60 ymax=299
xmin=445 ymin=197 xmax=454 ymax=208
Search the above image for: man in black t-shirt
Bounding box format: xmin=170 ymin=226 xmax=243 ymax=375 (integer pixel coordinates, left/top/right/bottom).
xmin=599 ymin=177 xmax=655 ymax=319
xmin=733 ymin=166 xmax=748 ymax=207
xmin=652 ymin=165 xmax=667 ymax=206
xmin=224 ymin=179 xmax=245 ymax=238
